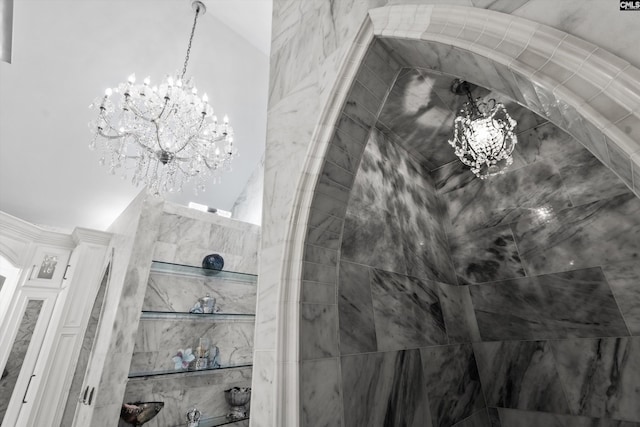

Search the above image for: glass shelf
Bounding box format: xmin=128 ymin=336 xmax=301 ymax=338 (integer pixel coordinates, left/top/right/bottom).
xmin=141 ymin=311 xmax=255 ymax=321
xmin=198 ymin=415 xmax=249 ymax=426
xmin=150 ymin=261 xmax=257 ymax=284
xmin=129 ymin=363 xmax=252 ymax=379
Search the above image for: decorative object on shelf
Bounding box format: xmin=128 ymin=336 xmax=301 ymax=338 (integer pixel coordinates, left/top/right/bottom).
xmin=172 ymin=348 xmax=195 ymax=370
xmin=88 ymin=0 xmax=237 ymax=195
xmin=448 ymin=79 xmax=518 ymax=179
xmin=200 ymin=293 xmax=216 ymax=313
xmin=189 ymin=301 xmax=204 ymax=314
xmin=202 ymin=253 xmax=224 ymax=271
xmin=186 ymin=407 xmax=202 ymax=427
xmin=194 ymin=337 xmax=211 ymax=370
xmin=224 ymin=387 xmax=251 ymax=420
xmin=120 ymin=401 xmax=164 ymax=426
xmin=209 ymin=345 xmax=221 ymax=369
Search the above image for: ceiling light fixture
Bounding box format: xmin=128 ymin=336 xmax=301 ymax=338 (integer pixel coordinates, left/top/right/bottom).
xmin=448 ymin=79 xmax=517 ymax=179
xmin=89 ymin=1 xmax=236 ymax=195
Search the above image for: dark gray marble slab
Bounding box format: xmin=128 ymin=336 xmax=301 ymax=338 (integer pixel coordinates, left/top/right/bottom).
xmin=486 ymin=408 xmax=501 ymax=427
xmin=421 ymin=344 xmax=485 ymax=427
xmin=550 ymin=337 xmax=640 ymax=422
xmin=512 ymin=193 xmax=640 ymax=276
xmin=442 ymin=160 xmax=572 ymax=234
xmin=470 ymin=268 xmax=629 ymax=341
xmin=602 ymin=260 xmax=640 ymax=335
xmin=436 ymin=282 xmax=481 ymax=343
xmin=338 ymin=261 xmax=377 ymax=355
xmin=371 ymin=269 xmax=447 ymax=351
xmin=341 ymin=350 xmax=432 ymax=427
xmin=300 ymin=358 xmax=342 ymax=427
xmin=473 ymin=341 xmax=570 ymax=413
xmin=498 ymin=408 xmax=640 ymax=427
xmin=448 ymin=224 xmax=525 ymax=285
xmin=376 ymin=69 xmax=457 ymax=170
xmin=452 ymin=409 xmax=492 ymax=427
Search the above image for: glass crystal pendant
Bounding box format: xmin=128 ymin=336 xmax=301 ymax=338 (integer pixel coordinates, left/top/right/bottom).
xmin=448 ymin=80 xmax=517 ymax=179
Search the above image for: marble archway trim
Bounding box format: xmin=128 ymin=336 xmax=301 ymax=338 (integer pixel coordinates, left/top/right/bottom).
xmin=257 ymin=5 xmax=640 ymax=427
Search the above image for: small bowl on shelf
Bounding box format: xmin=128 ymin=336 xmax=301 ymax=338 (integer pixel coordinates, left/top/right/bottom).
xmin=224 ymin=387 xmax=251 ymax=420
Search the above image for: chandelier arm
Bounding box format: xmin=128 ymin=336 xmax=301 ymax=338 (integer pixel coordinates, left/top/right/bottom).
xmin=172 ymin=116 xmax=207 ymax=154
xmin=121 ymin=95 xmax=156 ymax=123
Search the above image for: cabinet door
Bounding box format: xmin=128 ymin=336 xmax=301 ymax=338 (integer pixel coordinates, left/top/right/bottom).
xmin=0 ymin=289 xmax=57 ymax=427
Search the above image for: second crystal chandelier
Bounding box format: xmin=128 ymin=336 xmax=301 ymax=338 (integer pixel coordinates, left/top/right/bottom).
xmin=89 ymin=1 xmax=236 ymax=195
xmin=448 ymin=79 xmax=517 ymax=179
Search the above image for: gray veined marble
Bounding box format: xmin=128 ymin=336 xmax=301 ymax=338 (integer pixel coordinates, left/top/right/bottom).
xmin=448 ymin=224 xmax=525 ymax=285
xmin=497 ymin=408 xmax=640 ymax=427
xmin=300 ymin=304 xmax=339 ymax=360
xmin=512 ymin=192 xmax=640 ymax=276
xmin=341 ymin=349 xmax=431 ymax=427
xmin=473 ymin=340 xmax=570 ymax=414
xmin=301 ymin=358 xmax=342 ymax=427
xmin=436 ymin=282 xmax=481 ymax=344
xmin=469 ymin=267 xmax=629 ymax=341
xmin=601 ymin=260 xmax=640 ymax=336
xmin=550 ymin=337 xmax=640 ymax=422
xmin=452 ymin=409 xmax=492 ymax=427
xmin=338 ymin=261 xmax=377 ymax=355
xmin=421 ymin=343 xmax=485 ymax=427
xmin=370 ymin=269 xmax=447 ymax=351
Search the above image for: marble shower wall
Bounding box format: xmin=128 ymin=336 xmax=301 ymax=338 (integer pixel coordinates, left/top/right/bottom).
xmin=329 ymin=129 xmax=484 ymax=427
xmin=429 ymin=95 xmax=640 ymax=425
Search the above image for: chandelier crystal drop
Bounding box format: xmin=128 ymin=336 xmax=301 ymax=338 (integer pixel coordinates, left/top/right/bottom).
xmin=448 ymin=80 xmax=517 ymax=179
xmin=88 ymin=1 xmax=236 ymax=195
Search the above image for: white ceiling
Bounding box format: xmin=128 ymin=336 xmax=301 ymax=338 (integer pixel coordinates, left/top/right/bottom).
xmin=0 ymin=0 xmax=272 ymax=232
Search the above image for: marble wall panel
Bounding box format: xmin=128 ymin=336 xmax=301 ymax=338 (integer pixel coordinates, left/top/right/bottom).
xmin=470 ymin=268 xmax=629 ymax=341
xmin=602 ymin=260 xmax=640 ymax=335
xmin=370 ymin=269 xmax=447 ymax=351
xmin=497 ymin=408 xmax=640 ymax=427
xmin=486 ymin=408 xmax=501 ymax=427
xmin=122 ymin=366 xmax=252 ymax=427
xmin=341 ymin=349 xmax=431 ymax=427
xmin=300 ymin=358 xmax=342 ymax=427
xmin=473 ymin=341 xmax=570 ymax=413
xmin=421 ymin=344 xmax=485 ymax=427
xmin=337 ymin=261 xmax=377 ymax=355
xmin=300 ymin=304 xmax=339 ymax=360
xmin=443 ymin=160 xmax=573 ymax=234
xmin=436 ymin=282 xmax=481 ymax=344
xmin=448 ymin=224 xmax=525 ymax=285
xmin=130 ymin=318 xmax=254 ymax=373
xmin=452 ymin=409 xmax=492 ymax=427
xmin=513 ymin=193 xmax=640 ymax=276
xmin=144 ymin=272 xmax=257 ymax=315
xmin=550 ymin=337 xmax=640 ymax=422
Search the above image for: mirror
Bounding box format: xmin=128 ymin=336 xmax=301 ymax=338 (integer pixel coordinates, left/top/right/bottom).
xmin=0 ymin=300 xmax=44 ymax=424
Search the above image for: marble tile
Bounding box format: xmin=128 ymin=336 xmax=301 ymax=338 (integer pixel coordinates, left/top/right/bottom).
xmin=498 ymin=408 xmax=640 ymax=427
xmin=421 ymin=344 xmax=485 ymax=427
xmin=606 ymin=136 xmax=634 ymax=189
xmin=512 ymin=193 xmax=640 ymax=276
xmin=452 ymin=409 xmax=492 ymax=427
xmin=300 ymin=304 xmax=339 ymax=360
xmin=550 ymin=337 xmax=640 ymax=422
xmin=377 ymin=68 xmax=457 ymax=170
xmin=123 ymin=365 xmax=252 ymax=427
xmin=301 ymin=281 xmax=336 ymax=305
xmin=341 ymin=208 xmax=407 ymax=275
xmin=443 ymin=160 xmax=573 ymax=234
xmin=341 ymin=349 xmax=431 ymax=427
xmin=448 ymin=224 xmax=526 ymax=285
xmin=487 ymin=408 xmax=501 ymax=427
xmin=432 ymin=160 xmax=476 ymax=195
xmin=302 ymin=261 xmax=337 ymax=285
xmin=436 ymin=282 xmax=481 ymax=344
xmin=601 ymin=260 xmax=640 ymax=335
xmin=303 ymin=244 xmax=338 ymax=267
xmin=371 ymin=269 xmax=447 ymax=351
xmin=338 ymin=261 xmax=377 ymax=355
xmin=470 ymin=268 xmax=629 ymax=341
xmin=301 ymin=358 xmax=342 ymax=427
xmin=473 ymin=341 xmax=570 ymax=413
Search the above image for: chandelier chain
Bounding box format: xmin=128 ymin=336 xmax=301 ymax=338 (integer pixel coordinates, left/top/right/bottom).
xmin=181 ymin=4 xmax=201 ymax=80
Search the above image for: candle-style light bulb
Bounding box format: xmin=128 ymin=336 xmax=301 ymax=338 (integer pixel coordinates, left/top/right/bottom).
xmin=104 ymin=88 xmax=113 ymax=97
xmin=128 ymin=73 xmax=136 ymax=84
xmin=143 ymin=76 xmax=151 ymax=86
xmin=202 ymin=93 xmax=208 ymax=103
xmin=223 ymin=115 xmax=229 ymax=124
xmin=167 ymin=76 xmax=174 ymax=87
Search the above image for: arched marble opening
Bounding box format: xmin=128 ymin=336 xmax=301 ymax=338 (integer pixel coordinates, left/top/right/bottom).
xmin=258 ymin=4 xmax=640 ymax=426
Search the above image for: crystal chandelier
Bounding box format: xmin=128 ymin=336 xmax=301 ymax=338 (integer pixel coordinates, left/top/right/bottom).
xmin=89 ymin=1 xmax=236 ymax=195
xmin=448 ymin=80 xmax=517 ymax=179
